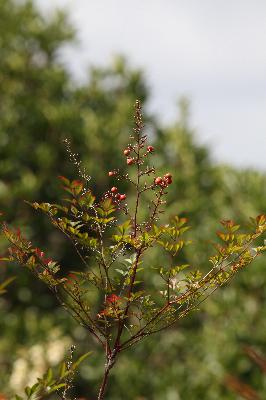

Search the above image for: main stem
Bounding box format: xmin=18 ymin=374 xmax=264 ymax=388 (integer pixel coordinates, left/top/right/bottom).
xmin=97 ymin=365 xmax=111 ymax=400
xmin=97 ymin=351 xmax=117 ymax=400
xmin=133 ymin=127 xmax=141 ymax=237
xmin=98 ymin=101 xmax=143 ymax=399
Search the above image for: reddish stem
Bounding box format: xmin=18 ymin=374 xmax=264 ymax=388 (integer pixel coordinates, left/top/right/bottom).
xmin=97 ymin=351 xmax=117 ymax=400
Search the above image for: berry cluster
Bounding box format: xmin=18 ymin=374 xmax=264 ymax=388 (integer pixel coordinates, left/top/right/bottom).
xmin=123 ymin=145 xmax=155 ymax=166
xmin=154 ymin=173 xmax=173 ymax=188
xmin=106 ymin=184 xmax=127 ymax=202
xmin=108 ymin=141 xmax=173 ymax=206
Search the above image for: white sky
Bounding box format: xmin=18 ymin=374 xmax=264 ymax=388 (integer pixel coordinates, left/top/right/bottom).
xmin=36 ymin=0 xmax=266 ymax=170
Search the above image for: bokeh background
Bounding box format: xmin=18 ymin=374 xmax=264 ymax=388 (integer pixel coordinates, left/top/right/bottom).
xmin=0 ymin=0 xmax=265 ymax=398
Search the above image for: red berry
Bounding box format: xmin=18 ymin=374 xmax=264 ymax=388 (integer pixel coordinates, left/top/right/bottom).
xmin=120 ymin=194 xmax=126 ymax=200
xmin=116 ymin=193 xmax=121 ymax=200
xmin=127 ymin=158 xmax=134 ymax=165
xmin=164 ymin=173 xmax=173 ymax=185
xmin=108 ymin=171 xmax=115 ymax=177
xmin=111 ymin=187 xmax=118 ymax=193
xmin=155 ymin=177 xmax=163 ymax=185
xmin=147 ymin=145 xmax=154 ymax=153
xmin=124 ymin=148 xmax=131 ymax=156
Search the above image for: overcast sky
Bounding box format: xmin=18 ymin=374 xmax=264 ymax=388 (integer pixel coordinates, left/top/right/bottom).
xmin=36 ymin=0 xmax=266 ymax=170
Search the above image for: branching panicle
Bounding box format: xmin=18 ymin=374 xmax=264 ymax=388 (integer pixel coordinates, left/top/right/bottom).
xmin=63 ymin=137 xmax=91 ymax=185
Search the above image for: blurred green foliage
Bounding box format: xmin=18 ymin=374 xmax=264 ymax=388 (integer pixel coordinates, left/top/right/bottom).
xmin=0 ymin=1 xmax=265 ymax=399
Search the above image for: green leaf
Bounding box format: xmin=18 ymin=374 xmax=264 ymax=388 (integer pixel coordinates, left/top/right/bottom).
xmin=48 ymin=383 xmax=67 ymax=393
xmin=97 ymin=198 xmax=116 ymax=217
xmin=133 ymin=280 xmax=142 ymax=285
xmin=115 ymin=269 xmax=126 ymax=276
xmin=30 ymin=383 xmax=40 ymax=394
xmin=0 ymin=257 xmax=11 ymax=262
xmin=117 ymin=220 xmax=132 ymax=235
xmin=72 ymin=351 xmax=93 ymax=370
xmin=30 ymin=202 xmax=52 ymax=213
xmin=113 ymin=234 xmax=123 ymax=243
xmin=45 ymin=367 xmax=53 ymax=384
xmin=59 ymin=362 xmax=67 ymax=378
xmin=79 ymin=191 xmax=96 ymax=208
xmin=0 ymin=276 xmax=16 ymax=293
xmin=231 ymin=224 xmax=240 ymax=233
xmin=58 ymin=175 xmax=70 ymax=185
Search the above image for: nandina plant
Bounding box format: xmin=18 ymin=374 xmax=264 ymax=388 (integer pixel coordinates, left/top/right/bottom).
xmin=1 ymin=101 xmax=266 ymax=399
